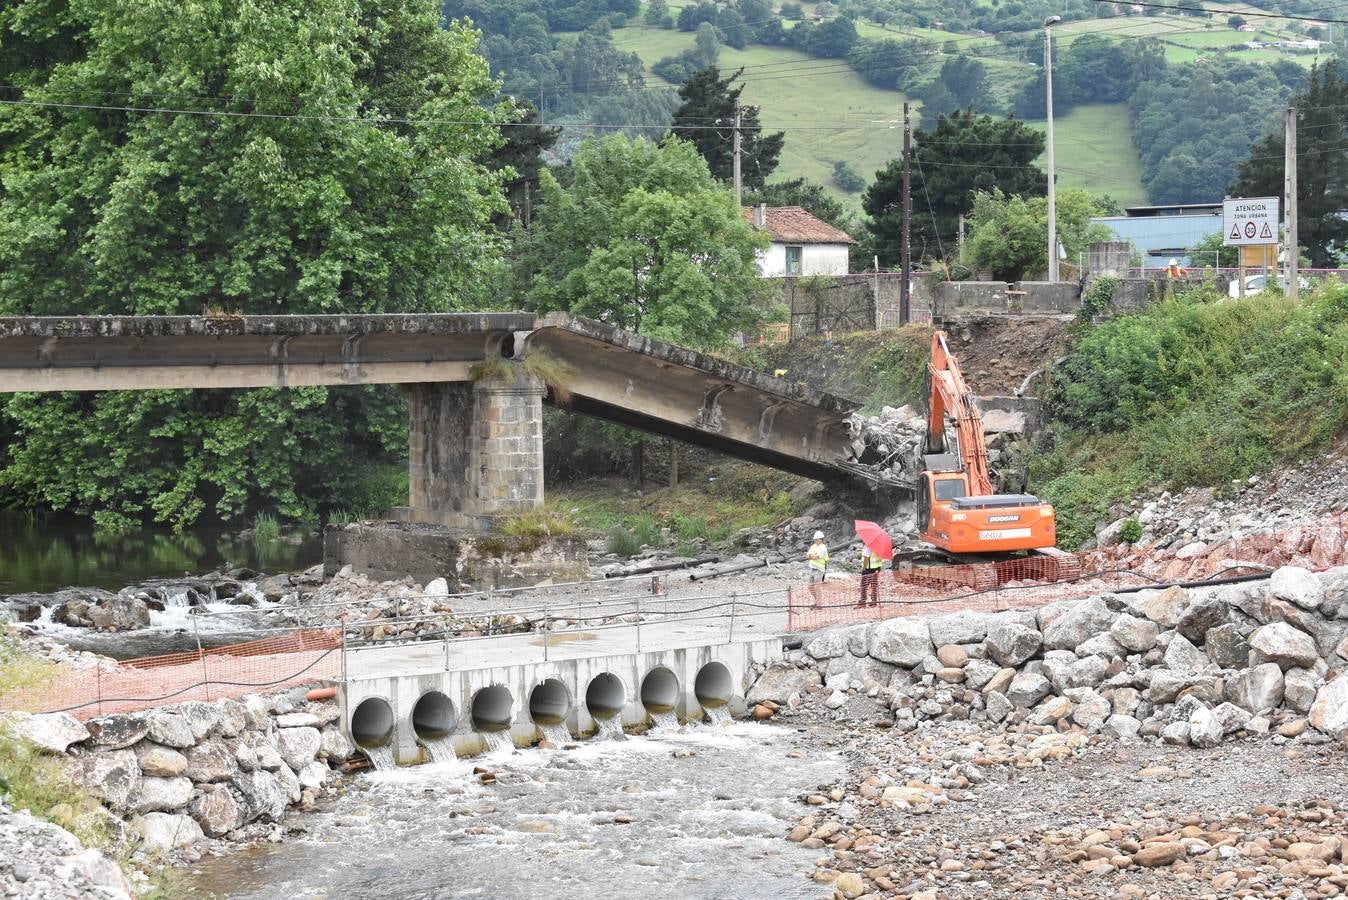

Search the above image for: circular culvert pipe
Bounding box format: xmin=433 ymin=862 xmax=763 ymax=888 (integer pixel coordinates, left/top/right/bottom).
xmin=694 ymin=662 xmax=733 ymax=709
xmin=528 ymin=678 xmax=573 ymax=725
xmin=412 ymin=690 xmax=458 ymax=740
xmin=640 ymin=667 xmax=680 ymax=714
xmin=585 ymin=673 xmax=626 ymax=720
xmin=471 ymin=685 xmax=514 ymax=732
xmin=350 ymin=697 xmax=395 ymax=749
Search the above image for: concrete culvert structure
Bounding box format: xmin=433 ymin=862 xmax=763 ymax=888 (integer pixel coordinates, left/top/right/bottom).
xmin=585 ymin=673 xmax=626 ymax=719
xmin=694 ymin=662 xmax=733 ymax=708
xmin=471 ymin=684 xmax=514 ymax=732
xmin=350 ymin=697 xmax=395 ymax=749
xmin=412 ymin=690 xmax=458 ymax=740
xmin=640 ymin=667 xmax=680 ymax=714
xmin=529 ymin=678 xmax=573 ymax=725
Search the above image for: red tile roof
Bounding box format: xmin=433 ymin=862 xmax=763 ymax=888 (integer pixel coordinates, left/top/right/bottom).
xmin=742 ymin=205 xmax=856 ymax=245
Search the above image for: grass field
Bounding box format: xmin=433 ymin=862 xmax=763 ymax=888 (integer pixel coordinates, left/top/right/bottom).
xmin=610 ymin=29 xmax=911 ymax=206
xmin=1025 ymin=103 xmax=1149 ymax=207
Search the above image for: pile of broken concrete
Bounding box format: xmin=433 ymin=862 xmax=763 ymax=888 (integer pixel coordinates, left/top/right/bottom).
xmin=749 ymin=565 xmax=1348 ymax=749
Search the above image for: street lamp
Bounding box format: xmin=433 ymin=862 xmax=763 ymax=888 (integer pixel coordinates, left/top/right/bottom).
xmin=1044 ymin=14 xmax=1061 ymax=283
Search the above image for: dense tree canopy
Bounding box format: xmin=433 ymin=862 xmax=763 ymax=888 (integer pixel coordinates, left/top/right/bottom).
xmin=964 ymin=188 xmax=1113 ymax=281
xmin=0 ymin=0 xmax=513 ymax=529
xmin=1231 ymin=60 xmax=1348 ymax=268
xmin=864 ymin=109 xmax=1047 ymax=266
xmin=520 ymin=135 xmax=769 ymax=348
xmin=670 ymin=67 xmax=784 ymax=190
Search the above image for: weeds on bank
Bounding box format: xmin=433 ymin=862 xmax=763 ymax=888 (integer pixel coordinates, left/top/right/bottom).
xmin=498 ymin=509 xmax=579 ymax=539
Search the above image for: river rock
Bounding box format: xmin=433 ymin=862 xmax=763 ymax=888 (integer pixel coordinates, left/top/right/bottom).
xmin=936 ymin=644 xmax=968 ymax=668
xmin=1225 ymin=662 xmax=1285 ymax=712
xmin=1109 ymin=615 xmax=1158 ymax=653
xmin=424 ymin=577 xmax=450 ymax=598
xmin=241 ymin=695 xmax=271 ymax=731
xmin=145 ymin=712 xmax=195 ymax=749
xmin=275 ymin=762 xmax=302 ymax=804
xmin=131 ymin=812 xmax=204 ymax=852
xmin=1162 ymin=634 xmax=1210 ymax=673
xmin=1248 ymin=622 xmax=1319 ymax=670
xmin=320 ymin=728 xmax=352 ymax=761
xmin=297 ymin=761 xmax=328 ymax=790
xmin=135 ymin=744 xmax=188 ymax=778
xmin=845 ymin=625 xmax=871 ymax=657
xmin=184 ymin=740 xmax=239 ymax=783
xmin=12 ymin=713 xmax=90 ymax=754
xmin=235 ymin=770 xmax=286 ymax=823
xmin=1283 ymin=667 xmax=1322 ymax=714
xmin=806 ymin=630 xmax=846 ymax=660
xmin=1176 ymin=595 xmax=1229 ymax=643
xmin=1208 ymin=701 xmax=1250 ymax=734
xmin=1319 ymin=566 xmax=1348 ymax=617
xmin=1030 ymin=695 xmax=1073 ymax=725
xmin=1133 ymin=586 xmax=1192 ymax=628
xmin=962 ymin=659 xmax=1000 ymax=690
xmin=823 ymin=690 xmax=848 ymax=709
xmin=213 ymin=699 xmax=249 ymax=738
xmin=928 ymin=611 xmax=993 ymax=647
xmin=1134 ymin=842 xmax=1187 ymax=867
xmin=75 ymin=749 xmax=141 ymax=813
xmin=1066 ymin=688 xmax=1111 ymax=729
xmin=1188 ymin=706 xmax=1222 ymax=748
xmin=982 ymin=667 xmax=1016 ymax=696
xmin=986 ymin=623 xmax=1042 ymax=667
xmin=1205 ymin=624 xmax=1250 ymax=669
xmin=189 ymin=788 xmax=243 ymax=837
xmin=868 ymin=618 xmax=933 ymax=667
xmin=1007 ymin=672 xmax=1052 ymax=709
xmin=85 ymin=713 xmax=150 ymax=751
xmin=1308 ymin=675 xmax=1348 ymax=737
xmin=176 ymin=701 xmax=221 ymax=742
xmin=131 ymin=776 xmax=193 ymax=814
xmin=1042 ymin=597 xmax=1115 ymax=651
xmin=1104 ymin=714 xmax=1141 ymax=739
xmin=984 ymin=691 xmax=1012 ymax=723
xmin=1069 ymin=654 xmax=1110 ymax=689
xmin=747 ymin=665 xmax=821 ymax=704
xmin=1270 ymin=566 xmax=1324 ymax=610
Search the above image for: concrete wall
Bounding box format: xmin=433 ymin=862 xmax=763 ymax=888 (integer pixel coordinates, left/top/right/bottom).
xmin=758 ymin=243 xmax=851 ymax=277
xmin=341 ymin=638 xmax=784 ymax=764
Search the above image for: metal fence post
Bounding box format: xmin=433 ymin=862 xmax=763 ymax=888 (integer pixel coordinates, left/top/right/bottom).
xmin=728 ymin=592 xmax=738 ymax=644
xmin=636 ymin=593 xmax=642 ymax=653
xmin=543 ymin=601 xmax=550 ymax=662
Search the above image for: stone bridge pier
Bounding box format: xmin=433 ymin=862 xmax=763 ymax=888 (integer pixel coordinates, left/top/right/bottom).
xmin=398 ymin=371 xmax=546 ymax=530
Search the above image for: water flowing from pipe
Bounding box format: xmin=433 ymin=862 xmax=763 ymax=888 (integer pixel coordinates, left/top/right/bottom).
xmin=361 ymin=745 xmax=396 ymax=771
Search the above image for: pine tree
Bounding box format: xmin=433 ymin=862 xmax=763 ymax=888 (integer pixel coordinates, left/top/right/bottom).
xmin=670 ymin=67 xmax=785 ymax=191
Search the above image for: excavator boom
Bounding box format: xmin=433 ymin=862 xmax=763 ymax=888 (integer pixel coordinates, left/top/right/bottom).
xmin=926 ymin=332 xmax=993 ymax=496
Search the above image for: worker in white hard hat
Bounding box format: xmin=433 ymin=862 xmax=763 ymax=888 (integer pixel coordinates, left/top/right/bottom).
xmin=806 ymin=530 xmax=829 ymax=604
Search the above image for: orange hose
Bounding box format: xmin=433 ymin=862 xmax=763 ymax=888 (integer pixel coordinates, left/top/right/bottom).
xmin=306 ymin=686 xmax=337 ymax=701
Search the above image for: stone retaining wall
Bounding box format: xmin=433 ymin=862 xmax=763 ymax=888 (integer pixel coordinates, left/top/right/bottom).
xmin=747 ymin=566 xmax=1348 ymax=747
xmin=9 ymin=689 xmax=351 ymax=855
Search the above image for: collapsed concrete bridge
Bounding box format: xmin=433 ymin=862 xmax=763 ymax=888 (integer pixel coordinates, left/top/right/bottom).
xmin=0 ymin=312 xmax=899 ymax=528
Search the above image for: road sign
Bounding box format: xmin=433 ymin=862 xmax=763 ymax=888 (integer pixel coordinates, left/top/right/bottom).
xmin=1223 ymin=197 xmax=1279 ymax=246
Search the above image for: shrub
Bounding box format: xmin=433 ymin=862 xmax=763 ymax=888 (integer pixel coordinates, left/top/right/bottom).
xmin=252 ymin=512 xmax=280 ymax=544
xmin=606 ymin=526 xmax=639 ymax=557
xmin=1120 ymin=518 xmax=1143 ymax=543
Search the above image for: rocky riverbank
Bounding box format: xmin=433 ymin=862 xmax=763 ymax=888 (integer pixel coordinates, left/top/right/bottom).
xmin=740 ymin=564 xmax=1348 ymax=897
xmin=0 ymin=800 xmax=133 ymax=899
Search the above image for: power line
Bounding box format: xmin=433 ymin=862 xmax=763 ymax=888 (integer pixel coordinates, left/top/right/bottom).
xmin=1087 ymin=0 xmax=1348 ymax=23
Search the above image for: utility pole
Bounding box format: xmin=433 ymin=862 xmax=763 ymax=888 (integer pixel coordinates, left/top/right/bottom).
xmin=732 ymin=105 xmax=743 ymax=207
xmin=1044 ymin=16 xmax=1062 ymax=283
xmin=900 ymin=102 xmax=912 ymax=326
xmin=957 ymin=213 xmax=966 ymax=263
xmin=1284 ymin=105 xmax=1299 ymax=301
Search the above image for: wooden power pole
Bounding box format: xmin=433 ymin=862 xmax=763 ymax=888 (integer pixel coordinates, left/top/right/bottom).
xmin=732 ymin=105 xmax=742 ymax=207
xmin=900 ymin=102 xmax=912 ymax=326
xmin=1284 ymin=105 xmax=1299 ymax=301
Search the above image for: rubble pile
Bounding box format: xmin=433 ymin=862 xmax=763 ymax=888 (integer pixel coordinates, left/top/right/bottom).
xmin=845 ymin=404 xmax=1033 ymax=492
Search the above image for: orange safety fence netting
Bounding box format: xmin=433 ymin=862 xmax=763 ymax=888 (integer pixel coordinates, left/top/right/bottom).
xmin=786 ymin=551 xmax=1270 ymax=633
xmin=2 ymin=628 xmax=342 ymax=720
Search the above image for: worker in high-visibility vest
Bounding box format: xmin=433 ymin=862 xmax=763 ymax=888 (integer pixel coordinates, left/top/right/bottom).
xmin=859 ymin=543 xmax=883 ymax=609
xmin=1166 ymin=258 xmax=1186 ymax=279
xmin=806 ymin=531 xmax=829 ymax=604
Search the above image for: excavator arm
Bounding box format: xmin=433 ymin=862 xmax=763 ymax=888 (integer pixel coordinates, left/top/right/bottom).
xmin=926 ymin=331 xmax=994 ymax=496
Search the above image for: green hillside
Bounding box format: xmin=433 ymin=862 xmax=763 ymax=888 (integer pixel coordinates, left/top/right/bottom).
xmin=1027 ymin=104 xmax=1149 ymax=207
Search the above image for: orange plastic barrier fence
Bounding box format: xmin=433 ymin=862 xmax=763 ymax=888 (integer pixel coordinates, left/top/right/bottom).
xmin=3 ymin=628 xmax=342 ymax=720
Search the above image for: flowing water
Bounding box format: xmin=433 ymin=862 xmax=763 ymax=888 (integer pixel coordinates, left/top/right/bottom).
xmin=538 ymin=722 xmax=573 ymax=746
xmin=480 ymin=729 xmax=515 ymax=753
xmin=647 ymin=710 xmax=680 ymax=732
xmin=187 ymin=721 xmax=841 ymax=899
xmin=360 ymin=746 xmax=397 ymax=772
xmin=421 ymin=737 xmax=458 ymax=764
xmin=595 ymin=716 xmax=624 ymax=738
xmin=704 ymin=706 xmax=732 ymax=726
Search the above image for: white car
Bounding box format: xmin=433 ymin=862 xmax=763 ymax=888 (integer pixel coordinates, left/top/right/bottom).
xmin=1228 ymin=274 xmax=1311 ymax=298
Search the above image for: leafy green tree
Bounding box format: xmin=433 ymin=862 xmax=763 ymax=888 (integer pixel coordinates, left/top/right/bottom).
xmin=1231 ymin=60 xmax=1348 ymax=268
xmin=644 ymin=0 xmax=674 ymax=28
xmin=487 ymin=101 xmax=560 ymax=227
xmin=677 ymin=1 xmax=719 ymax=31
xmin=940 ymin=57 xmax=990 ymax=110
xmin=671 ymin=67 xmax=785 ymax=190
xmin=964 ymin=188 xmax=1113 ymax=281
xmin=521 ymin=135 xmax=770 ymax=347
xmin=782 ymin=3 xmax=804 ymax=20
xmin=864 ymin=109 xmax=1046 ymax=266
xmin=806 ymin=16 xmax=859 ymax=58
xmin=0 ymin=0 xmax=510 ymax=528
xmin=694 ymin=22 xmax=722 ymax=67
xmin=717 ymin=9 xmax=751 ymax=49
xmin=833 ymin=161 xmax=866 ymax=193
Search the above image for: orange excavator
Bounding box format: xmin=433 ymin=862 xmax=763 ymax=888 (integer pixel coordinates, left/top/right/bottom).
xmin=893 ymin=331 xmax=1079 ymax=589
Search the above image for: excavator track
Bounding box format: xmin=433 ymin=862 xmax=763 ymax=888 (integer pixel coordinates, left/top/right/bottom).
xmin=892 ymin=544 xmax=1080 ymax=592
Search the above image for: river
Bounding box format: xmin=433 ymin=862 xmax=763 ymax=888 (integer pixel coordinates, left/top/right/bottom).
xmin=0 ymin=511 xmax=322 ymax=595
xmin=187 ymin=721 xmax=841 ymax=899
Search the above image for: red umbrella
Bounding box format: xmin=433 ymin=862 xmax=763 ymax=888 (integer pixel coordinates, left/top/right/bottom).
xmin=854 ymin=520 xmax=893 ymax=561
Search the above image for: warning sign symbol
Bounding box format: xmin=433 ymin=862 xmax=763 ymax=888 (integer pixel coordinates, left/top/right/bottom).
xmin=1259 ymin=222 xmax=1273 ymax=239
xmin=1245 ymin=222 xmax=1258 ymax=238
xmin=1230 ymin=224 xmax=1241 ymax=240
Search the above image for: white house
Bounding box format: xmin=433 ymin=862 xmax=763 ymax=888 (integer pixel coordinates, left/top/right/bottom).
xmin=743 ymin=204 xmax=855 ymax=277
